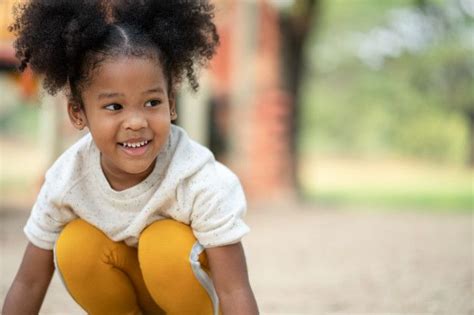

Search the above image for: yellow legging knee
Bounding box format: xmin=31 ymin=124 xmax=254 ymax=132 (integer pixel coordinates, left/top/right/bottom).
xmin=54 ymin=219 xmax=217 ymax=315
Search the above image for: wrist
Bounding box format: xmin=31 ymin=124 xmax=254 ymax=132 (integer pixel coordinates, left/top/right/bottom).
xmin=218 ymin=287 xmax=259 ymax=315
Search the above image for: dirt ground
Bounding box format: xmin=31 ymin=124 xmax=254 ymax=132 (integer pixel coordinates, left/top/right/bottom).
xmin=1 ymin=202 xmax=472 ymax=315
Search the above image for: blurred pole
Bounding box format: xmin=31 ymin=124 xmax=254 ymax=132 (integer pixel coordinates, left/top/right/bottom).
xmin=39 ymin=92 xmax=63 ymax=170
xmin=227 ymin=0 xmax=258 ymax=176
xmin=177 ymin=73 xmax=211 ymax=146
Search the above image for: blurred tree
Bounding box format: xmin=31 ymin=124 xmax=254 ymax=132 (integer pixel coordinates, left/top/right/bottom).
xmin=413 ymin=0 xmax=474 ymax=165
xmin=300 ymin=0 xmax=471 ymax=166
xmin=412 ymin=45 xmax=474 ymax=165
xmin=277 ymin=0 xmax=320 ymax=192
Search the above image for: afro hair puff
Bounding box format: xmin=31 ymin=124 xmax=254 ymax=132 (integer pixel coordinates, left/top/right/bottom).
xmin=9 ymin=0 xmax=220 ymax=96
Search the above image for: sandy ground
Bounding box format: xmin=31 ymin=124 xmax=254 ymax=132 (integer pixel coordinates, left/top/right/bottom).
xmin=1 ymin=202 xmax=472 ymax=315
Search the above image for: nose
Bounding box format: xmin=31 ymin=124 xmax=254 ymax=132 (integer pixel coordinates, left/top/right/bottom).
xmin=123 ymin=109 xmax=148 ymax=130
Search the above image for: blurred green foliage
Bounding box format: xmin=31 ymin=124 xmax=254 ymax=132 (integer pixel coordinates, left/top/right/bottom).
xmin=0 ymin=76 xmax=39 ymax=139
xmin=300 ymin=0 xmax=473 ymax=165
xmin=0 ymin=103 xmax=39 ymax=138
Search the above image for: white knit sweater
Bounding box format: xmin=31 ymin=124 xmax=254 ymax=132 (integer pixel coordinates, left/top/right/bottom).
xmin=24 ymin=125 xmax=249 ymax=250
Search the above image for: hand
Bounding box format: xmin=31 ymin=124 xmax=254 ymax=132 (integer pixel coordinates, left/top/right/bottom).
xmin=2 ymin=242 xmax=55 ymax=314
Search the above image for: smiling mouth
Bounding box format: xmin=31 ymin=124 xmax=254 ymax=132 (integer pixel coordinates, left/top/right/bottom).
xmin=118 ymin=140 xmax=152 ymax=157
xmin=119 ymin=140 xmax=151 ymax=148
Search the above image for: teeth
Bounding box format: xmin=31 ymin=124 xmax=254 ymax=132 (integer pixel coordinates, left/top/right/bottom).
xmin=122 ymin=140 xmax=148 ymax=148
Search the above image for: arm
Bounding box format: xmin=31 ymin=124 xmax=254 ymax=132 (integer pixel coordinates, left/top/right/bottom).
xmin=206 ymin=242 xmax=259 ymax=315
xmin=2 ymin=242 xmax=55 ymax=315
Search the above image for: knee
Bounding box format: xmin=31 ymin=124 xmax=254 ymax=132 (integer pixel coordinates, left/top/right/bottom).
xmin=139 ymin=219 xmax=196 ymax=261
xmin=55 ymin=219 xmax=108 ymax=278
xmin=138 ymin=219 xmax=207 ymax=279
xmin=139 ymin=220 xmax=216 ymax=314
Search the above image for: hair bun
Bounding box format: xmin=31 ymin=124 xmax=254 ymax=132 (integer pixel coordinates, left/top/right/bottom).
xmin=9 ymin=0 xmax=107 ymax=95
xmin=62 ymin=19 xmax=81 ymax=60
xmin=112 ymin=0 xmax=219 ymax=90
xmin=10 ymin=0 xmax=220 ymax=95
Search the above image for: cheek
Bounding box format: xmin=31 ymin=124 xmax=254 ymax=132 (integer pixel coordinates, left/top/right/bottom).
xmin=150 ymin=117 xmax=171 ymax=139
xmin=87 ymin=116 xmax=117 ymax=139
xmin=151 ymin=112 xmax=171 ymax=125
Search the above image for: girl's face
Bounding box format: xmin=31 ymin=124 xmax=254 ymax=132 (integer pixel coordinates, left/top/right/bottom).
xmin=68 ymin=55 xmax=177 ymax=190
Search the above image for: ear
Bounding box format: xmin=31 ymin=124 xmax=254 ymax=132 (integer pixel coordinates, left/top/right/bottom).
xmin=169 ymin=94 xmax=178 ymax=121
xmin=67 ymin=102 xmax=87 ymax=130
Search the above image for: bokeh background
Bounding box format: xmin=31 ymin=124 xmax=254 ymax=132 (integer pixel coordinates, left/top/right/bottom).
xmin=1 ymin=0 xmax=473 ymax=314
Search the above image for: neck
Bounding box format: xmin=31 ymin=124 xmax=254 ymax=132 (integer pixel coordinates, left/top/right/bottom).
xmin=100 ymin=158 xmax=155 ymax=191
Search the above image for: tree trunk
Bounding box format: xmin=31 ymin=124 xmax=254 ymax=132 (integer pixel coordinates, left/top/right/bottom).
xmin=467 ymin=110 xmax=474 ymax=167
xmin=278 ymin=0 xmax=320 ymax=196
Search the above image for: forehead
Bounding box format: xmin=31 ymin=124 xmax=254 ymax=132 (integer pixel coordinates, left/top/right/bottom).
xmin=84 ymin=55 xmax=167 ymax=94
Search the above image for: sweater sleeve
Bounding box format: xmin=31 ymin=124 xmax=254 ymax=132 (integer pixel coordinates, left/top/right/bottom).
xmin=24 ymin=135 xmax=93 ymax=250
xmin=23 ymin=175 xmax=78 ymax=250
xmin=177 ymin=161 xmax=250 ymax=248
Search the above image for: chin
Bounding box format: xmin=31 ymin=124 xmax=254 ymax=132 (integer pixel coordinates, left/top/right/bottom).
xmin=125 ymin=166 xmax=152 ymax=175
xmin=129 ymin=162 xmax=156 ymax=174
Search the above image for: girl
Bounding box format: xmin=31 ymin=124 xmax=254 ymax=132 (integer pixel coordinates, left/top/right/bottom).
xmin=2 ymin=1 xmax=259 ymax=314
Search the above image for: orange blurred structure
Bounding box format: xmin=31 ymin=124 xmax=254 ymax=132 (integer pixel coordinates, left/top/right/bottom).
xmin=0 ymin=0 xmax=19 ymax=68
xmin=0 ymin=0 xmax=38 ymax=99
xmin=206 ymin=0 xmax=295 ymax=201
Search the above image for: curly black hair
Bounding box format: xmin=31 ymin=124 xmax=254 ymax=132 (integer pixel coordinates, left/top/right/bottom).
xmin=9 ymin=0 xmax=220 ymax=101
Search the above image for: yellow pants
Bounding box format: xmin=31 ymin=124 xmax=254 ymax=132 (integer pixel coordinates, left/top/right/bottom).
xmin=54 ymin=219 xmax=218 ymax=315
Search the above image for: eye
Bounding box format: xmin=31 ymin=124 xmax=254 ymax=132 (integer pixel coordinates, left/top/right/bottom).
xmin=145 ymin=99 xmax=161 ymax=107
xmin=104 ymin=103 xmax=123 ymax=111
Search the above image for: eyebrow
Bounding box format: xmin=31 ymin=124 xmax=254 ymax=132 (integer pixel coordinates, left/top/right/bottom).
xmin=97 ymin=87 xmax=165 ymax=100
xmin=142 ymin=87 xmax=165 ymax=95
xmin=98 ymin=92 xmax=124 ymax=100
